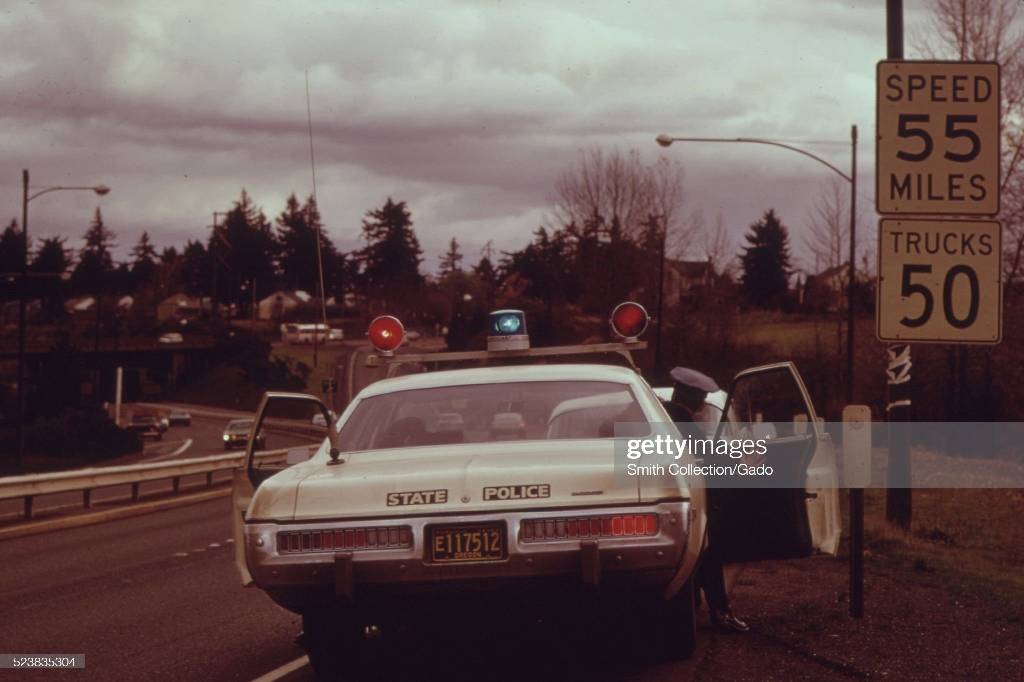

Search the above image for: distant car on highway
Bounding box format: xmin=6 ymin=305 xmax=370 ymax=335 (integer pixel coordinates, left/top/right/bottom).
xmin=490 ymin=411 xmax=526 ymax=439
xmin=128 ymin=414 xmax=163 ymax=441
xmin=158 ymin=332 xmax=184 ymax=344
xmin=158 ymin=414 xmax=170 ymax=432
xmin=328 ymin=328 xmax=344 ymax=342
xmin=168 ymin=409 xmax=192 ymax=427
xmin=434 ymin=412 xmax=465 ymax=432
xmin=223 ymin=418 xmax=264 ymax=451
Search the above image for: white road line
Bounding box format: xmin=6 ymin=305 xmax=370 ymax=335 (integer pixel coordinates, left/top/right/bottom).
xmin=139 ymin=438 xmax=194 ymax=462
xmin=169 ymin=438 xmax=193 ymax=457
xmin=250 ymin=655 xmax=309 ymax=682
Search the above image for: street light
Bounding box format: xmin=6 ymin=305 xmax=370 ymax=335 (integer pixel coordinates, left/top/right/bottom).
xmin=15 ymin=169 xmax=111 ymax=471
xmin=656 ymin=128 xmax=858 ymax=405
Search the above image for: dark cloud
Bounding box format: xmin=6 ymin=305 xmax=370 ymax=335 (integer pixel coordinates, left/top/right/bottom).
xmin=2 ymin=0 xmax=914 ymax=272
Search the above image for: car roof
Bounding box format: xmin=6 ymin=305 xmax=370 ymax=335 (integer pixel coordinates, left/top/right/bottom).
xmin=357 ymin=363 xmax=644 ymax=399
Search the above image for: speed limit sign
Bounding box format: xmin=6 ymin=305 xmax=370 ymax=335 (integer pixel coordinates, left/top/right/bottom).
xmin=877 ymin=61 xmax=1000 ymax=215
xmin=877 ymin=219 xmax=1001 ymax=344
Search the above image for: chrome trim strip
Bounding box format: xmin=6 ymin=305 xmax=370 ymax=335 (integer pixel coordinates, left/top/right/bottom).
xmin=245 ymin=501 xmax=689 ymax=591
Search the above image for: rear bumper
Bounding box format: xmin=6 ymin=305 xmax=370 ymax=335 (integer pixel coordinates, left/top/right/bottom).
xmin=244 ymin=501 xmax=689 ymax=609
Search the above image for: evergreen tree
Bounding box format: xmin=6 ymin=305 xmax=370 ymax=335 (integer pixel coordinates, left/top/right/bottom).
xmin=501 ymin=226 xmax=581 ymax=307
xmin=180 ymin=239 xmax=211 ymax=298
xmin=276 ymin=193 xmax=336 ymax=296
xmin=160 ymin=246 xmax=179 ymax=265
xmin=739 ymin=209 xmax=792 ymax=309
xmin=30 ymin=236 xmax=71 ymax=318
xmin=0 ymin=219 xmax=26 ymax=275
xmin=474 ymin=255 xmax=498 ymax=306
xmin=439 ymin=237 xmax=463 ymax=276
xmin=130 ymin=231 xmax=158 ymax=287
xmin=212 ymin=190 xmax=278 ymax=306
xmin=356 ymin=198 xmax=424 ymax=312
xmin=31 ymin=237 xmax=71 ymax=274
xmin=72 ymin=208 xmax=116 ymax=295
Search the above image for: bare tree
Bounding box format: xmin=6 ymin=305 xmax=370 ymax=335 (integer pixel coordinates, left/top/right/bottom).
xmin=551 ymin=147 xmax=695 ymax=249
xmin=804 ymin=178 xmax=858 ymax=363
xmin=804 ymin=177 xmax=849 ymax=278
xmin=914 ymin=0 xmax=1024 ymax=286
xmin=701 ymin=212 xmax=734 ymax=276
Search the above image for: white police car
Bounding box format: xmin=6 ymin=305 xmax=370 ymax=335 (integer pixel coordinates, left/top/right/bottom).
xmin=233 ymin=304 xmax=839 ymax=679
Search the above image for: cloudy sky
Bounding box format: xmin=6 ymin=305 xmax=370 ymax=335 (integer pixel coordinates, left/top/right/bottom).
xmin=2 ymin=0 xmax=938 ymax=274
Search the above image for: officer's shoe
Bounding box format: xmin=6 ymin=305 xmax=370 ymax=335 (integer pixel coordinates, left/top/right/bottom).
xmin=711 ymin=609 xmax=750 ymax=633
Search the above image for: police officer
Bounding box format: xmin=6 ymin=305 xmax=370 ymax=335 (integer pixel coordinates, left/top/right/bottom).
xmin=663 ymin=367 xmax=750 ymax=633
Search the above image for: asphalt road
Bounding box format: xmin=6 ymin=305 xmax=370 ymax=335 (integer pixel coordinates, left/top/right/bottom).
xmin=1 ymin=494 xmax=715 ymax=682
xmin=0 ymin=414 xmax=314 ymax=523
xmin=0 ymin=497 xmax=302 ymax=681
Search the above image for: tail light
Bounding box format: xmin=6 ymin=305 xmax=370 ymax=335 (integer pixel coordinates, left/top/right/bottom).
xmin=277 ymin=526 xmax=412 ymax=553
xmin=520 ymin=513 xmax=658 ymax=542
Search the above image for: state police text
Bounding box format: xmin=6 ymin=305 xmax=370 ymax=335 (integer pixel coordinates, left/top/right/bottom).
xmin=625 ymin=435 xmax=768 ymax=460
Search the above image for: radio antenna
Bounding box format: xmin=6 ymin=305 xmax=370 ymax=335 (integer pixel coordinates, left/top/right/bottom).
xmin=305 ymin=68 xmax=329 ymax=368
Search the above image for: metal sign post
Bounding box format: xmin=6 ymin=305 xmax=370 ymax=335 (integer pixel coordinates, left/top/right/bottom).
xmin=843 ymin=405 xmax=872 ymax=618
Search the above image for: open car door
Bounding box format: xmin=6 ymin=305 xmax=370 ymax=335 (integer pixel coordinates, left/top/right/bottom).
xmin=232 ymin=392 xmax=339 ymax=586
xmin=712 ymin=362 xmax=840 ymax=562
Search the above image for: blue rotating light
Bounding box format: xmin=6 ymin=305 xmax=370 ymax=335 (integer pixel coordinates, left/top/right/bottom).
xmin=494 ymin=313 xmax=522 ymax=335
xmin=487 ymin=309 xmax=529 ymax=351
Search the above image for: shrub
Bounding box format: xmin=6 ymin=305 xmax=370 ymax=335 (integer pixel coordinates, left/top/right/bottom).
xmin=21 ymin=407 xmax=142 ymax=461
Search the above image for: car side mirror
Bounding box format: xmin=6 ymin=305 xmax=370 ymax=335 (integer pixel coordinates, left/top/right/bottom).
xmin=247 ymin=391 xmax=342 ymax=489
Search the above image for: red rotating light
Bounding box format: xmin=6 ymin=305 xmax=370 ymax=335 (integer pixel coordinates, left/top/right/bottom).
xmin=368 ymin=315 xmax=404 ymax=352
xmin=610 ymin=302 xmax=649 ymax=340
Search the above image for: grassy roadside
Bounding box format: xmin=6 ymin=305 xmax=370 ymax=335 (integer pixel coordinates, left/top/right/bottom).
xmin=861 ymin=487 xmax=1024 ymax=615
xmin=270 ymin=341 xmax=353 ymax=396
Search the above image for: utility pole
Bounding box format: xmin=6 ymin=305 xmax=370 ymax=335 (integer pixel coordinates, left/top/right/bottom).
xmin=848 ymin=121 xmax=863 ymax=619
xmin=884 ymin=0 xmax=913 ymax=530
xmin=847 ymin=124 xmax=857 ymax=405
xmin=654 ymin=220 xmax=667 ymax=378
xmin=15 ymin=170 xmax=29 ymax=471
xmin=210 ymin=211 xmax=227 ymax=319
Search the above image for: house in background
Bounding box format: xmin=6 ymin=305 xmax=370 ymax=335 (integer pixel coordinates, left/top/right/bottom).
xmin=156 ymin=294 xmax=206 ymax=322
xmin=257 ymin=290 xmax=312 ymax=321
xmin=64 ymin=296 xmax=96 ymax=315
xmin=810 ymin=263 xmax=847 ymax=312
xmin=662 ymin=259 xmax=715 ymax=309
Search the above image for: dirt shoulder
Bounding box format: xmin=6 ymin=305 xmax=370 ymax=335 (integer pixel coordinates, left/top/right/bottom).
xmin=677 ymin=488 xmax=1022 ymax=681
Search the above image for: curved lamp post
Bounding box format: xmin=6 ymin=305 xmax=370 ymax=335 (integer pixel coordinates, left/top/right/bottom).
xmin=15 ymin=169 xmax=111 ymax=470
xmin=655 ymin=128 xmax=858 ymax=404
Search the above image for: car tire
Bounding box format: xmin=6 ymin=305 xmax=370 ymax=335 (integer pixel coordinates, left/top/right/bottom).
xmin=648 ymin=577 xmax=697 ymax=660
xmin=302 ymin=608 xmax=363 ymax=680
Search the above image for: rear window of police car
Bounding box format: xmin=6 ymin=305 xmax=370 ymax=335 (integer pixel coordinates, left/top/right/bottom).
xmin=338 ymin=381 xmax=648 ymax=452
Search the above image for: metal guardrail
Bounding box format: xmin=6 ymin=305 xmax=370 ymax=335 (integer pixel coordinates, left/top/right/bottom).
xmin=0 ymin=448 xmax=292 ymax=520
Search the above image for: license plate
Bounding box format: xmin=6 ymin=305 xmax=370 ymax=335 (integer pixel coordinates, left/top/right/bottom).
xmin=428 ymin=523 xmax=505 ymax=563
